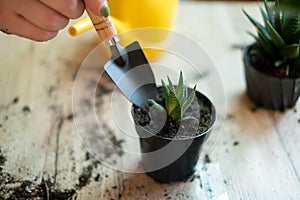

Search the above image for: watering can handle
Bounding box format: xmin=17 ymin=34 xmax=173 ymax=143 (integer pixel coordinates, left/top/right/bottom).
xmin=85 ymin=7 xmax=117 ymax=42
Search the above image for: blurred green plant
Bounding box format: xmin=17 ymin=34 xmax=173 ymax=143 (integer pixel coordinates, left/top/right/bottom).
xmin=243 ymin=0 xmax=300 ymax=75
xmin=148 ymin=71 xmax=197 ymax=124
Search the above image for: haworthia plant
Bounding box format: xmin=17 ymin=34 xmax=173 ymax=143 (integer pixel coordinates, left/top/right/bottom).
xmin=243 ymin=0 xmax=300 ymax=75
xmin=148 ymin=71 xmax=197 ymax=124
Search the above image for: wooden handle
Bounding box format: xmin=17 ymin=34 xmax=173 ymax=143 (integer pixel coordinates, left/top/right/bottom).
xmin=85 ymin=8 xmax=117 ymax=42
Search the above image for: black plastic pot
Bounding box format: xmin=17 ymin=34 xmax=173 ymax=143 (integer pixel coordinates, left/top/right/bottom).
xmin=132 ymin=89 xmax=216 ymax=183
xmin=243 ymin=44 xmax=300 ymax=111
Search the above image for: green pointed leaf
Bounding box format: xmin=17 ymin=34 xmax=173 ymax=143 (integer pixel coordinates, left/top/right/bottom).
xmin=167 ymin=90 xmax=180 ymax=114
xmin=181 ymin=116 xmax=199 ymax=131
xmin=182 ymin=85 xmax=196 ymax=113
xmin=246 ymin=31 xmax=259 ymax=41
xmin=169 ymin=104 xmax=182 ymax=123
xmin=274 ymin=0 xmax=282 ymax=33
xmin=264 ymin=0 xmax=274 ymax=26
xmin=257 ymin=30 xmax=277 ymax=57
xmin=167 ymin=76 xmax=175 ymax=93
xmin=168 ymin=90 xmax=181 ymax=122
xmin=286 ymin=0 xmax=300 ymax=6
xmin=280 ymin=44 xmax=300 ymax=59
xmin=182 ymin=116 xmax=198 ymax=123
xmin=147 ymin=99 xmax=167 ymax=124
xmin=266 ymin=21 xmax=286 ymax=48
xmin=243 ymin=9 xmax=271 ymax=40
xmin=260 ymin=6 xmax=269 ymax=26
xmin=161 ymin=80 xmax=169 ymax=109
xmin=158 ymin=72 xmax=202 ymax=124
xmin=147 ymin=99 xmax=166 ymax=114
xmin=183 ymin=85 xmax=188 ymax=99
xmin=176 ymin=71 xmax=185 ymax=105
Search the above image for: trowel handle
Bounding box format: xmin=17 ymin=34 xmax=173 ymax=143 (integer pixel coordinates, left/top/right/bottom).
xmin=85 ymin=7 xmax=117 ymax=42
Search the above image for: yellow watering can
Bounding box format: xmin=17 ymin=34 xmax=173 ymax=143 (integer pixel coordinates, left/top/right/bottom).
xmin=69 ymin=0 xmax=178 ymax=60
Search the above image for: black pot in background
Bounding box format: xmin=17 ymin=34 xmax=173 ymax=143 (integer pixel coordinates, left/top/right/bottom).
xmin=132 ymin=89 xmax=216 ymax=183
xmin=243 ymin=44 xmax=300 ymax=111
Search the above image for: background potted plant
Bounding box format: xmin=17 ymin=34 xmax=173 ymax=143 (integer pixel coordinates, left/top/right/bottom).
xmin=243 ymin=0 xmax=300 ymax=111
xmin=131 ymin=72 xmax=216 ymax=183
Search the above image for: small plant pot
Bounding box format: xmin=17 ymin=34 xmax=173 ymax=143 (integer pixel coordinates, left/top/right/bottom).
xmin=132 ymin=87 xmax=216 ymax=183
xmin=243 ymin=44 xmax=300 ymax=111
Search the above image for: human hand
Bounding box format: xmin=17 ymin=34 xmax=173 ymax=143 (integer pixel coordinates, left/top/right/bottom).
xmin=0 ymin=0 xmax=106 ymax=42
xmin=84 ymin=0 xmax=109 ymax=17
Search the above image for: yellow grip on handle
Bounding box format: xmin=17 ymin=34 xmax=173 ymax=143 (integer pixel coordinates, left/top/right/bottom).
xmin=68 ymin=17 xmax=93 ymax=36
xmin=85 ymin=7 xmax=117 ymax=42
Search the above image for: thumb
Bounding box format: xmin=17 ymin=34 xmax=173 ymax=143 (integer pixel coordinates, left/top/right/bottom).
xmin=84 ymin=0 xmax=107 ymax=16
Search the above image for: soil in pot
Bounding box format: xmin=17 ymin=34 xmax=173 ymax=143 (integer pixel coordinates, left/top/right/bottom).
xmin=243 ymin=43 xmax=300 ymax=110
xmin=132 ymin=87 xmax=216 ymax=183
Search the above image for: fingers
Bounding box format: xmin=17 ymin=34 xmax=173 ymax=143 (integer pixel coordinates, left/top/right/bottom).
xmin=1 ymin=11 xmax=58 ymax=41
xmin=14 ymin=0 xmax=69 ymax=32
xmin=0 ymin=0 xmax=87 ymax=41
xmin=84 ymin=0 xmax=106 ymax=16
xmin=40 ymin=0 xmax=84 ymax=19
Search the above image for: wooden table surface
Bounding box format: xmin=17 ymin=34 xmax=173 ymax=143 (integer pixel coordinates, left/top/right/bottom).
xmin=1 ymin=2 xmax=300 ymax=200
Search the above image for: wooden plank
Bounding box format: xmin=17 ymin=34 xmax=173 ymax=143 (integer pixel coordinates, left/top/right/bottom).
xmin=0 ymin=37 xmax=53 ymax=182
xmin=209 ymin=98 xmax=300 ymax=199
xmin=175 ymin=2 xmax=300 ymax=199
xmin=0 ymin=20 xmax=101 ymax=198
xmin=273 ymin=102 xmax=300 ymax=182
xmin=0 ymin=2 xmax=300 ymax=199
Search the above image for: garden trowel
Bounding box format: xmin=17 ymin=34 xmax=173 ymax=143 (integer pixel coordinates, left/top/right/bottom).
xmin=85 ymin=7 xmax=157 ymax=108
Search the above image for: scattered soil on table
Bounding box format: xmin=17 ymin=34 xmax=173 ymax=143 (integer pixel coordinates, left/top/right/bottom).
xmin=76 ymin=165 xmax=93 ymax=190
xmin=0 ymin=148 xmax=104 ymax=199
xmin=77 ymin=152 xmax=103 ymax=187
xmin=101 ymin=124 xmax=124 ymax=156
xmin=247 ymin=43 xmax=300 ymax=78
xmin=132 ymin=87 xmax=214 ymax=139
xmin=12 ymin=97 xmax=19 ymax=104
xmin=66 ymin=113 xmax=74 ymax=121
xmin=250 ymin=105 xmax=257 ymax=113
xmin=110 ymin=135 xmax=124 ymax=151
xmin=85 ymin=152 xmax=91 ymax=161
xmin=0 ymin=148 xmax=6 ymax=172
xmin=94 ymin=174 xmax=100 ymax=182
xmin=204 ymin=154 xmax=211 ymax=164
xmin=233 ymin=141 xmax=240 ymax=146
xmin=97 ymin=72 xmax=115 ymax=94
xmin=298 ymin=119 xmax=300 ymax=123
xmin=0 ymin=172 xmax=76 ymax=200
xmin=189 ymin=174 xmax=201 ymax=183
xmin=0 ymin=152 xmax=6 ymax=166
xmin=226 ymin=113 xmax=235 ymax=120
xmin=22 ymin=106 xmax=31 ymax=114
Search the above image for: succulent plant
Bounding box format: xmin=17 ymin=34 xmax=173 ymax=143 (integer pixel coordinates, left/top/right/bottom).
xmin=243 ymin=0 xmax=300 ymax=75
xmin=148 ymin=71 xmax=197 ymax=124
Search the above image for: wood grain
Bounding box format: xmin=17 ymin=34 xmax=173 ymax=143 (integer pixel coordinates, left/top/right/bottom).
xmin=0 ymin=2 xmax=300 ymax=199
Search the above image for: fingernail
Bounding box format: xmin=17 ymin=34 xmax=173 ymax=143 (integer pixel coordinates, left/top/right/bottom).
xmin=101 ymin=5 xmax=110 ymax=17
